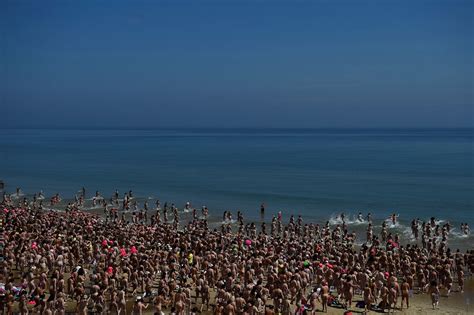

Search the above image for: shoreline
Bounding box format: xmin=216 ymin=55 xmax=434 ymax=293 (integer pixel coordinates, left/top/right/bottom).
xmin=31 ymin=193 xmax=473 ymax=253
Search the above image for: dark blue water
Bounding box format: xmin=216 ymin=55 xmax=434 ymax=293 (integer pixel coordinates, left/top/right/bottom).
xmin=1 ymin=128 xmax=473 ymax=226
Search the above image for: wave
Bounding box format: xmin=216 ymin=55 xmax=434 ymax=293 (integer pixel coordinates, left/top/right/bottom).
xmin=329 ymin=214 xmax=367 ymax=226
xmin=221 ymin=219 xmax=237 ymax=224
xmin=86 ymin=196 xmax=104 ymax=201
xmin=83 ymin=205 xmax=103 ymax=210
xmin=384 ymin=218 xmax=401 ymax=229
xmin=450 ymin=228 xmax=470 ymax=239
xmin=398 ymin=224 xmax=416 ymax=242
xmin=11 ymin=192 xmax=25 ymax=199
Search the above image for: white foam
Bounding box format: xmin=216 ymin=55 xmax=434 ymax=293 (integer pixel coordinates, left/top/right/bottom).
xmin=450 ymin=228 xmax=470 ymax=239
xmin=221 ymin=219 xmax=237 ymax=224
xmin=11 ymin=192 xmax=25 ymax=199
xmin=86 ymin=196 xmax=104 ymax=201
xmin=85 ymin=205 xmax=103 ymax=210
xmin=329 ymin=214 xmax=367 ymax=226
xmin=328 ymin=214 xmax=345 ymax=225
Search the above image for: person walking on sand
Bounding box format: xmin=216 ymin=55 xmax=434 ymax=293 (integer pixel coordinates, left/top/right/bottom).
xmin=309 ymin=287 xmax=319 ymax=314
xmin=427 ymin=281 xmax=440 ymax=310
xmin=321 ymin=280 xmax=330 ymax=313
xmin=400 ymin=278 xmax=410 ymax=309
xmin=132 ymin=296 xmax=148 ymax=315
xmin=363 ymin=283 xmax=373 ymax=313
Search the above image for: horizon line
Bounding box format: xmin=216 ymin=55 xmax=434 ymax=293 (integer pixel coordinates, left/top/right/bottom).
xmin=1 ymin=126 xmax=473 ymax=131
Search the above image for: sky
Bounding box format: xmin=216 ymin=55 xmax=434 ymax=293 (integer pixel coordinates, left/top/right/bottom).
xmin=1 ymin=0 xmax=473 ymax=128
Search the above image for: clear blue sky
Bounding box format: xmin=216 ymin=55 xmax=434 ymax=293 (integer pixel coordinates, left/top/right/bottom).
xmin=1 ymin=0 xmax=473 ymax=128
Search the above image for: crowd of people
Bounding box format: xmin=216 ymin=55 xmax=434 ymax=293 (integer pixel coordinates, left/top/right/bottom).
xmin=0 ymin=188 xmax=472 ymax=314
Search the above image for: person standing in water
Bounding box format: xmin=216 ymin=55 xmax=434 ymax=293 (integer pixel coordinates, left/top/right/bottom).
xmin=390 ymin=213 xmax=398 ymax=225
xmin=366 ymin=212 xmax=372 ymax=224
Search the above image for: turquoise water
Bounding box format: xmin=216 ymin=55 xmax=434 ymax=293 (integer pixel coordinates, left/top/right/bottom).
xmin=0 ymin=128 xmax=473 ymax=227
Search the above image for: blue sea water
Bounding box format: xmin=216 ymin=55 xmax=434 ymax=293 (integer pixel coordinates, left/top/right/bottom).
xmin=0 ymin=128 xmax=473 ymax=228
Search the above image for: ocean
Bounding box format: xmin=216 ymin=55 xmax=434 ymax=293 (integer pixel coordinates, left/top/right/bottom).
xmin=1 ymin=128 xmax=473 ymax=248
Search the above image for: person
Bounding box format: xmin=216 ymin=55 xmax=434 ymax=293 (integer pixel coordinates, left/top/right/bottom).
xmin=260 ymin=203 xmax=265 ymax=215
xmin=153 ymin=293 xmax=167 ymax=315
xmin=390 ymin=213 xmax=398 ymax=225
xmin=77 ymin=294 xmax=90 ymax=315
xmin=464 ymin=223 xmax=471 ymax=235
xmin=387 ymin=283 xmax=398 ymax=314
xmin=321 ymin=280 xmax=329 ymax=313
xmin=309 ymin=287 xmax=319 ymax=314
xmin=457 ymin=268 xmax=464 ymax=293
xmin=363 ymin=283 xmax=373 ymax=313
xmin=427 ymin=281 xmax=440 ymax=310
xmin=400 ymin=278 xmax=410 ymax=309
xmin=132 ymin=296 xmax=148 ymax=315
